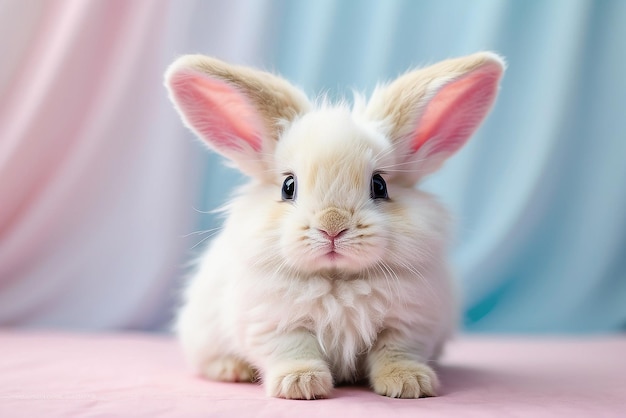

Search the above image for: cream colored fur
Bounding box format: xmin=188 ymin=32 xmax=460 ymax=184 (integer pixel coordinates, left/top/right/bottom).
xmin=166 ymin=52 xmax=504 ymax=399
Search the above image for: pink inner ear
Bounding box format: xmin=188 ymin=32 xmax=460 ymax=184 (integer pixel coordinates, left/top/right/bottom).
xmin=412 ymin=64 xmax=502 ymax=156
xmin=169 ymin=70 xmax=264 ymax=152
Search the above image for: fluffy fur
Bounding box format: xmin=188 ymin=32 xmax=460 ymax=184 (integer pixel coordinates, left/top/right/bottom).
xmin=165 ymin=52 xmax=504 ymax=399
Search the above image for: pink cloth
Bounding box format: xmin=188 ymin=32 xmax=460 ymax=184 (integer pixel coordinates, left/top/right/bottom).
xmin=1 ymin=331 xmax=625 ymax=417
xmin=0 ymin=0 xmax=201 ymax=330
xmin=0 ymin=0 xmax=277 ymax=332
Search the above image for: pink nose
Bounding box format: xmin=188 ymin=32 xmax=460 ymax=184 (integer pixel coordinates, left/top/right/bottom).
xmin=318 ymin=228 xmax=347 ymax=242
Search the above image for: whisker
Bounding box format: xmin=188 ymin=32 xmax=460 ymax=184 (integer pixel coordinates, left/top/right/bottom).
xmin=181 ymin=227 xmax=222 ymax=238
xmin=190 ymin=232 xmax=219 ymax=250
xmin=191 ymin=206 xmax=216 ymax=214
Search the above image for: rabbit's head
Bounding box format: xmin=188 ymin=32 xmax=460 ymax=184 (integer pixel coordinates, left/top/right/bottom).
xmin=166 ymin=53 xmax=504 ymax=275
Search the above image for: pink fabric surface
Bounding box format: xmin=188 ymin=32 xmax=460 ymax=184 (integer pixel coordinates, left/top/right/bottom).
xmin=1 ymin=331 xmax=625 ymax=417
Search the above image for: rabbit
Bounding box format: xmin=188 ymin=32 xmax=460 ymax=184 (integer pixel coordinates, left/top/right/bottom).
xmin=165 ymin=51 xmax=504 ymax=400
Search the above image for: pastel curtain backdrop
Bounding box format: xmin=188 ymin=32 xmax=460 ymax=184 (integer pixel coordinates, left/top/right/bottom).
xmin=0 ymin=0 xmax=624 ymax=333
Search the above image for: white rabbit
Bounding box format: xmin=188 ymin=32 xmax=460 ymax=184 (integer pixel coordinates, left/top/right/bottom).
xmin=165 ymin=52 xmax=504 ymax=399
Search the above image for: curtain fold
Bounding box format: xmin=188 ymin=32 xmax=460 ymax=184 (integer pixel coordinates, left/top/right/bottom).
xmin=1 ymin=0 xmax=624 ymax=332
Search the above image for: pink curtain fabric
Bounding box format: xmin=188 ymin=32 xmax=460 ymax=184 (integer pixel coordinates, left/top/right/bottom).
xmin=0 ymin=0 xmax=202 ymax=330
xmin=0 ymin=0 xmax=274 ymax=330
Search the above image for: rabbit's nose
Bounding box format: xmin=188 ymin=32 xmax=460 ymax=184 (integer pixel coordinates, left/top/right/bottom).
xmin=317 ymin=228 xmax=348 ymax=242
xmin=315 ymin=207 xmax=351 ymax=237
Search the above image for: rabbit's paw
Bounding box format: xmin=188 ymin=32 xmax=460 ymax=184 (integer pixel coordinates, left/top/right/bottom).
xmin=370 ymin=360 xmax=438 ymax=398
xmin=265 ymin=360 xmax=333 ymax=400
xmin=202 ymin=356 xmax=257 ymax=382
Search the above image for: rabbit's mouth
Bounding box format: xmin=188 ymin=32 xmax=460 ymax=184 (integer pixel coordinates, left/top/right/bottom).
xmin=317 ymin=244 xmax=365 ymax=270
xmin=315 ymin=244 xmax=348 ymax=268
xmin=324 ymin=250 xmax=340 ymax=261
xmin=291 ymin=224 xmax=386 ymax=273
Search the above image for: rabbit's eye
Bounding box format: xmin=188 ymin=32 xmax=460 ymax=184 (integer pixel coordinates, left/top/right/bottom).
xmin=371 ymin=173 xmax=388 ymax=200
xmin=282 ymin=175 xmax=296 ymax=201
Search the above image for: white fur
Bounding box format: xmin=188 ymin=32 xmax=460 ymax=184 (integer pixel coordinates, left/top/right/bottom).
xmin=168 ymin=52 xmax=504 ymax=399
xmin=176 ymin=106 xmax=455 ymax=395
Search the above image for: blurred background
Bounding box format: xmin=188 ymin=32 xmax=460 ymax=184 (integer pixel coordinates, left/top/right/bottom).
xmin=0 ymin=0 xmax=624 ymax=333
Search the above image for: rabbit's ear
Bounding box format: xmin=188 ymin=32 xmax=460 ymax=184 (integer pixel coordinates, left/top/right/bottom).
xmin=165 ymin=55 xmax=310 ymax=178
xmin=366 ymin=52 xmax=504 ymax=184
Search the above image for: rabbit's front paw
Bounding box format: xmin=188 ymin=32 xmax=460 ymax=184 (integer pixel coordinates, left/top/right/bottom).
xmin=202 ymin=356 xmax=257 ymax=382
xmin=265 ymin=359 xmax=333 ymax=400
xmin=370 ymin=360 xmax=438 ymax=398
